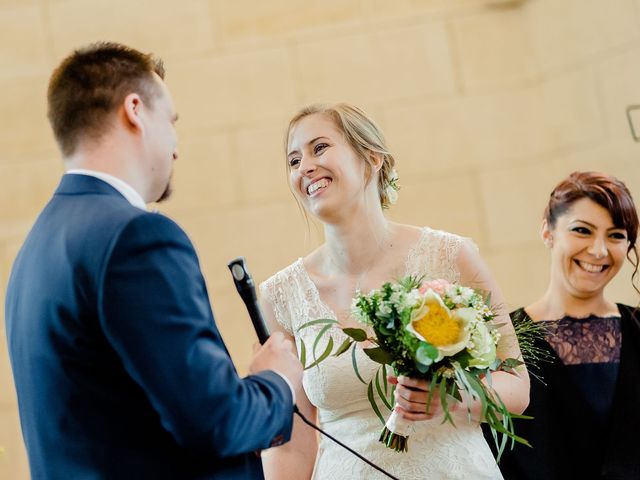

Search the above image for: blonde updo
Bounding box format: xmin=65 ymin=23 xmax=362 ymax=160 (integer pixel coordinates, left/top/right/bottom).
xmin=285 ymin=103 xmax=398 ymax=209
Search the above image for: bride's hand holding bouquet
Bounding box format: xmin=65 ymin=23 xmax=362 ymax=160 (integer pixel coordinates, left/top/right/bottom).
xmin=299 ymin=276 xmax=540 ymax=459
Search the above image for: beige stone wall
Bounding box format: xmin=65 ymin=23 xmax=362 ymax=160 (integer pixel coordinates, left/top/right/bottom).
xmin=2 ymin=0 xmax=640 ymax=477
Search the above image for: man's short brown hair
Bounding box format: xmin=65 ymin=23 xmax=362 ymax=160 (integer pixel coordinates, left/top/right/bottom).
xmin=47 ymin=41 xmax=165 ymax=157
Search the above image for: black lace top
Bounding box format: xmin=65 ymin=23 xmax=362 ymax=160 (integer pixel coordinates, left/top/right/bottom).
xmin=487 ymin=304 xmax=640 ymax=480
xmin=543 ymin=314 xmax=622 ymax=365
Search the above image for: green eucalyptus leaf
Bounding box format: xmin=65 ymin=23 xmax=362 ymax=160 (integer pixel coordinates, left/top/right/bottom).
xmin=416 ymin=342 xmax=438 ymax=365
xmin=363 ymin=347 xmax=394 ymax=365
xmin=440 ymin=379 xmax=455 ymax=426
xmin=426 ymin=372 xmax=438 ymax=414
xmin=305 ymin=336 xmax=334 ymax=369
xmin=342 ymin=328 xmax=368 ymax=342
xmin=351 ymin=344 xmax=366 ymax=384
xmin=382 ymin=364 xmax=388 ymax=395
xmin=313 ymin=324 xmax=334 ymax=359
xmin=367 ymin=380 xmax=385 ymax=425
xmin=333 ymin=338 xmax=353 ymax=357
xmin=297 ymin=318 xmax=338 ymax=332
xmin=299 ymin=339 xmax=307 ymax=368
xmin=375 ymin=367 xmax=393 ymax=411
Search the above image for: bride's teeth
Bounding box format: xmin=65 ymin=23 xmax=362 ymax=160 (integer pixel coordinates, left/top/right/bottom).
xmin=308 ymin=179 xmax=329 ymax=195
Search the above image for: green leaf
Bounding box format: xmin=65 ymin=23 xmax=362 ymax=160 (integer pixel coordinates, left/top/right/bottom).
xmin=483 ymin=291 xmax=492 ymax=307
xmin=416 ymin=342 xmax=438 ymax=365
xmin=342 ymin=327 xmax=368 ymax=342
xmin=299 ymin=339 xmax=307 ymax=368
xmin=375 ymin=367 xmax=393 ymax=411
xmin=305 ymin=336 xmax=334 ymax=369
xmin=368 ymin=380 xmax=385 ymax=425
xmin=313 ymin=324 xmax=334 ymax=359
xmin=440 ymin=378 xmax=455 ymax=426
xmin=416 ymin=362 xmax=430 ymax=374
xmin=297 ymin=318 xmax=338 ymax=332
xmin=363 ymin=347 xmax=394 ymax=365
xmin=351 ymin=343 xmax=366 ymax=384
xmin=500 ymin=358 xmax=525 ymax=370
xmin=333 ymin=338 xmax=353 ymax=357
xmin=449 ymin=380 xmax=462 ymax=403
xmin=382 ymin=364 xmax=388 ymax=395
xmin=426 ymin=372 xmax=438 ymax=415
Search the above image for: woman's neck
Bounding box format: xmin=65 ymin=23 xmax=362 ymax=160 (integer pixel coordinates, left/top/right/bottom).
xmin=322 ymin=208 xmax=392 ymax=275
xmin=528 ymin=285 xmax=618 ymax=321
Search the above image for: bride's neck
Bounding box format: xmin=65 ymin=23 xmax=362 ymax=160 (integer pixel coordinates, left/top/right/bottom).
xmin=323 ymin=213 xmax=392 ymax=275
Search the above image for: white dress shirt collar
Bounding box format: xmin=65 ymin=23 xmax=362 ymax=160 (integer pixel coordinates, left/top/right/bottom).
xmin=66 ymin=169 xmax=147 ymax=210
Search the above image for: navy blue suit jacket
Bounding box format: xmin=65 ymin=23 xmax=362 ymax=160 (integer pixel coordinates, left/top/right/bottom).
xmin=5 ymin=174 xmax=294 ymax=479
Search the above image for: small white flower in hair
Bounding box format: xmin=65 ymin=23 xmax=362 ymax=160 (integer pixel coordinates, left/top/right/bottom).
xmin=385 ymin=168 xmax=399 ymax=205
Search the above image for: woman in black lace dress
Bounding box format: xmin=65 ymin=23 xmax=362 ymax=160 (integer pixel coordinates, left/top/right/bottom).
xmin=496 ymin=171 xmax=640 ymax=479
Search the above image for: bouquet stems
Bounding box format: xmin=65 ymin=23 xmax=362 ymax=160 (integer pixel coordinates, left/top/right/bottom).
xmin=379 ymin=410 xmax=414 ymax=452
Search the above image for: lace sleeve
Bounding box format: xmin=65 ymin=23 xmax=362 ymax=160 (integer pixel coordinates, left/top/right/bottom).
xmin=407 ymin=227 xmax=470 ymax=283
xmin=259 ymin=275 xmax=294 ymax=335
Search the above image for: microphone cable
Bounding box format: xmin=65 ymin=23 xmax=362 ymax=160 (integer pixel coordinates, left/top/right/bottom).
xmin=228 ymin=257 xmax=400 ymax=480
xmin=293 ymin=405 xmax=400 ymax=480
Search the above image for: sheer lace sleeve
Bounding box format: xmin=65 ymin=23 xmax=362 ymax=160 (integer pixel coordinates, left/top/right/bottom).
xmin=405 ymin=227 xmax=470 ymax=283
xmin=259 ymin=271 xmax=295 ymax=335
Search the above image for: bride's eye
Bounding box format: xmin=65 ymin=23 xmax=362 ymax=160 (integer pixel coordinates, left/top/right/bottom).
xmin=314 ymin=143 xmax=328 ymax=155
xmin=288 ymin=157 xmax=301 ymax=168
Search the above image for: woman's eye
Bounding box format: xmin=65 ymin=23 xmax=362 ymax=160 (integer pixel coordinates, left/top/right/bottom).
xmin=572 ymin=226 xmax=591 ymax=234
xmin=314 ymin=143 xmax=328 ymax=154
xmin=610 ymin=232 xmax=627 ymax=240
xmin=288 ymin=157 xmax=300 ymax=168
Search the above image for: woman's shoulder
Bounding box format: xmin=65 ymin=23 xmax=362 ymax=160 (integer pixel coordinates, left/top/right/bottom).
xmin=260 ymin=258 xmax=305 ymax=292
xmin=617 ymin=303 xmax=640 ymax=321
xmin=396 ymin=223 xmax=473 ymax=252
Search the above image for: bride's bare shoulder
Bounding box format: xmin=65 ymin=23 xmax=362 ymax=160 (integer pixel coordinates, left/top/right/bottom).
xmin=390 ymin=222 xmax=424 ymax=245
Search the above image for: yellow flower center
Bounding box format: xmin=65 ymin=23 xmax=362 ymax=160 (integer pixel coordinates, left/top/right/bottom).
xmin=413 ymin=303 xmax=461 ymax=346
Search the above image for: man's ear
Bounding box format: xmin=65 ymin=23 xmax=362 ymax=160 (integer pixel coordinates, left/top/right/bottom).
xmin=123 ymin=93 xmax=144 ymax=131
xmin=541 ymin=219 xmax=553 ymax=248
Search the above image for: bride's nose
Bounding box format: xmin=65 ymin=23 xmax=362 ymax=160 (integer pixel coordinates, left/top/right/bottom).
xmin=300 ymin=156 xmax=317 ymax=176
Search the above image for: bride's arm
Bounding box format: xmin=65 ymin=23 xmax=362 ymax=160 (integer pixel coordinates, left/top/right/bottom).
xmin=456 ymin=238 xmax=530 ymax=416
xmin=259 ymin=296 xmax=318 ymax=480
xmin=394 ymin=238 xmax=530 ymax=421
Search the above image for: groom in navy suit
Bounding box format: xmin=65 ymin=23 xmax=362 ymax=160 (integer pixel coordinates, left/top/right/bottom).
xmin=5 ymin=42 xmax=301 ymax=479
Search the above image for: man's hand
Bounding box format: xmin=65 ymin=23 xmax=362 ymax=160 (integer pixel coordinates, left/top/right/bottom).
xmin=249 ymin=332 xmax=302 ymax=388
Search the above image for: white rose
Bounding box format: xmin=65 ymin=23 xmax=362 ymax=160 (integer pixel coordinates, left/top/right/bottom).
xmin=467 ymin=322 xmax=497 ymax=369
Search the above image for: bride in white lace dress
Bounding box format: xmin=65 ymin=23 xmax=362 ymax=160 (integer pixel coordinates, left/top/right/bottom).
xmin=259 ymin=104 xmax=530 ymax=479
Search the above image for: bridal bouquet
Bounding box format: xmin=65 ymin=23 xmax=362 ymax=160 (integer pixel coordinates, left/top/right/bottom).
xmin=298 ymin=276 xmax=533 ymax=459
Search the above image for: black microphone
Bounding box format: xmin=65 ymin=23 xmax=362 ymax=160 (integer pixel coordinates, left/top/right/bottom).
xmin=228 ymin=257 xmax=270 ymax=344
xmin=227 ymin=256 xmax=400 ymax=480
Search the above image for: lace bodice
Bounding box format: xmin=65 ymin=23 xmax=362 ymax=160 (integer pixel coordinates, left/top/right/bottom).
xmin=261 ymin=227 xmax=503 ymax=480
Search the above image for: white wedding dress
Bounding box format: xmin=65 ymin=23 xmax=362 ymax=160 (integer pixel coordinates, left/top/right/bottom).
xmin=260 ymin=227 xmax=503 ymax=479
